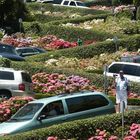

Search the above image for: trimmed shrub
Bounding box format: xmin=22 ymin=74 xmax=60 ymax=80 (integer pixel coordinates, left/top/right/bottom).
xmin=26 ymin=3 xmax=109 ymax=16
xmin=0 ymin=58 xmax=11 ymax=68
xmin=23 ymin=22 xmax=113 ymax=41
xmin=109 ymin=95 xmax=140 ymax=105
xmin=2 ymin=110 xmax=140 ymax=140
xmin=25 ymin=34 xmax=140 ymax=62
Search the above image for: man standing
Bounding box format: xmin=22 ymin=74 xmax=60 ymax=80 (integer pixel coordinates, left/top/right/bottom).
xmin=115 ymin=70 xmax=130 ymax=113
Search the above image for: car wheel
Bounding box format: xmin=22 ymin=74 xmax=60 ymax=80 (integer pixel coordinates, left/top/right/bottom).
xmin=0 ymin=91 xmax=12 ymax=100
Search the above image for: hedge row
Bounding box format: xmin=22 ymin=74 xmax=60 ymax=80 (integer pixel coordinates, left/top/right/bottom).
xmin=108 ymin=96 xmax=140 ymax=105
xmin=47 ymin=13 xmax=112 ymax=25
xmin=26 ymin=34 xmax=140 ymax=62
xmin=23 ymin=22 xmax=114 ymax=41
xmin=2 ymin=110 xmax=140 ymax=140
xmin=32 ymin=13 xmax=112 ymax=24
xmin=26 ymin=3 xmax=109 ymax=16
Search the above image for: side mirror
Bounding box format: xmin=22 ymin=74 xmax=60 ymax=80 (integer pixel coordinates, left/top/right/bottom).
xmin=18 ymin=52 xmax=23 ymax=57
xmin=37 ymin=114 xmax=46 ymax=121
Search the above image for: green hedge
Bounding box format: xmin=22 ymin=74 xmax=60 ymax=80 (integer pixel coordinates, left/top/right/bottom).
xmin=47 ymin=13 xmax=112 ymax=25
xmin=108 ymin=96 xmax=140 ymax=105
xmin=2 ymin=110 xmax=140 ymax=140
xmin=25 ymin=34 xmax=140 ymax=62
xmin=23 ymin=22 xmax=113 ymax=41
xmin=26 ymin=3 xmax=109 ymax=16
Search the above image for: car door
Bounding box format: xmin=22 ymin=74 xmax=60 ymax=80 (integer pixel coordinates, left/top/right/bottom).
xmin=35 ymin=100 xmax=67 ymax=129
xmin=63 ymin=95 xmax=111 ymax=121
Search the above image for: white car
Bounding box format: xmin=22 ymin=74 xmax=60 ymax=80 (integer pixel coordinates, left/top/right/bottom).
xmin=36 ymin=0 xmax=54 ymax=3
xmin=53 ymin=0 xmax=89 ymax=9
xmin=104 ymin=62 xmax=140 ymax=83
xmin=0 ymin=67 xmax=34 ymax=99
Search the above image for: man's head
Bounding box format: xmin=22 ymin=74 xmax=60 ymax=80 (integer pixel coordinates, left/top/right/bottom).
xmin=119 ymin=70 xmax=124 ymax=78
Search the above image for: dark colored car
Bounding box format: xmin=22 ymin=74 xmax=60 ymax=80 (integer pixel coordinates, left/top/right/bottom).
xmin=0 ymin=44 xmax=25 ymax=61
xmin=16 ymin=47 xmax=46 ymax=57
xmin=120 ymin=55 xmax=140 ymax=63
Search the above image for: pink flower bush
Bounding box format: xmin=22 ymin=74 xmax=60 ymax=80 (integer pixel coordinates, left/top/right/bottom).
xmin=1 ymin=34 xmax=77 ymax=50
xmin=0 ymin=96 xmax=34 ymax=122
xmin=32 ymin=73 xmax=93 ymax=94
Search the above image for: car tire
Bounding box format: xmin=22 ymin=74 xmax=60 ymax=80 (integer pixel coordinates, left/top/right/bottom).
xmin=0 ymin=91 xmax=12 ymax=100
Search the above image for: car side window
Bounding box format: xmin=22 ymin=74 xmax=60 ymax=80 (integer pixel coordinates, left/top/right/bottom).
xmin=109 ymin=64 xmax=124 ymax=73
xmin=0 ymin=71 xmax=14 ymax=80
xmin=123 ymin=65 xmax=137 ymax=76
xmin=69 ymin=1 xmax=76 ymax=6
xmin=21 ymin=72 xmax=32 ymax=83
xmin=40 ymin=100 xmax=64 ymax=118
xmin=63 ymin=1 xmax=69 ymax=5
xmin=66 ymin=95 xmax=109 ymax=113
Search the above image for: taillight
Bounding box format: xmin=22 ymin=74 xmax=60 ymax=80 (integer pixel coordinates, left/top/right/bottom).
xmin=19 ymin=83 xmax=25 ymax=91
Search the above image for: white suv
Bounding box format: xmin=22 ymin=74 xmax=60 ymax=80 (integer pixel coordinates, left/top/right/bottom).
xmin=105 ymin=62 xmax=140 ymax=83
xmin=0 ymin=67 xmax=34 ymax=99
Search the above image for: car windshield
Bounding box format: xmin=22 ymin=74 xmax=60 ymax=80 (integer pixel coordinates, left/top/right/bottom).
xmin=0 ymin=45 xmax=17 ymax=54
xmin=9 ymin=103 xmax=43 ymax=121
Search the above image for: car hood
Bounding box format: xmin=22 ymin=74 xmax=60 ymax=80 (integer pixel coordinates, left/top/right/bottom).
xmin=0 ymin=53 xmax=25 ymax=61
xmin=0 ymin=121 xmax=30 ymax=135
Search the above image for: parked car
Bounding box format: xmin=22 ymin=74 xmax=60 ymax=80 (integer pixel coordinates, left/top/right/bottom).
xmin=36 ymin=0 xmax=54 ymax=3
xmin=0 ymin=91 xmax=115 ymax=135
xmin=104 ymin=62 xmax=140 ymax=83
xmin=120 ymin=55 xmax=140 ymax=63
xmin=0 ymin=43 xmax=25 ymax=61
xmin=0 ymin=67 xmax=34 ymax=99
xmin=16 ymin=47 xmax=46 ymax=57
xmin=53 ymin=0 xmax=89 ymax=9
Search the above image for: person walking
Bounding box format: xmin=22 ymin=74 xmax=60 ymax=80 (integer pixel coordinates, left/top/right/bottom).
xmin=115 ymin=70 xmax=130 ymax=113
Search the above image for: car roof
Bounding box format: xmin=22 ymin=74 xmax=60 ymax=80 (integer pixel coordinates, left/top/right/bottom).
xmin=110 ymin=61 xmax=140 ymax=66
xmin=16 ymin=47 xmax=40 ymax=49
xmin=30 ymin=91 xmax=107 ymax=104
xmin=0 ymin=67 xmax=26 ymax=73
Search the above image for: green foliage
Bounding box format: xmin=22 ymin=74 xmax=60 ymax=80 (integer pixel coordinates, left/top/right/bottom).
xmin=0 ymin=0 xmax=29 ymax=32
xmin=26 ymin=3 xmax=108 ymax=16
xmin=23 ymin=22 xmax=113 ymax=41
xmin=108 ymin=96 xmax=140 ymax=105
xmin=85 ymin=0 xmax=112 ymax=6
xmin=25 ymin=34 xmax=140 ymax=62
xmin=136 ymin=6 xmax=140 ymax=20
xmin=0 ymin=58 xmax=11 ymax=68
xmin=2 ymin=110 xmax=140 ymax=140
xmin=116 ymin=10 xmax=133 ymax=19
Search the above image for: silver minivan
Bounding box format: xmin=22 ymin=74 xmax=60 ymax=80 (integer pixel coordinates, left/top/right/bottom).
xmin=0 ymin=91 xmax=115 ymax=136
xmin=0 ymin=67 xmax=33 ymax=99
xmin=105 ymin=62 xmax=140 ymax=82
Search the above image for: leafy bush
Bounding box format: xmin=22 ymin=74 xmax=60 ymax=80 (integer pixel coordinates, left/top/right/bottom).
xmin=26 ymin=3 xmax=109 ymax=16
xmin=25 ymin=34 xmax=140 ymax=62
xmin=23 ymin=22 xmax=113 ymax=41
xmin=109 ymin=95 xmax=140 ymax=105
xmin=0 ymin=58 xmax=11 ymax=68
xmin=2 ymin=110 xmax=140 ymax=140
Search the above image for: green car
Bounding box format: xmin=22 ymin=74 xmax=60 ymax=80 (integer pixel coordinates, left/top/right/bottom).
xmin=0 ymin=91 xmax=115 ymax=136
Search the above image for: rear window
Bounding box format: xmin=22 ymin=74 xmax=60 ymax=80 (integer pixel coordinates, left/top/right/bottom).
xmin=21 ymin=72 xmax=32 ymax=83
xmin=66 ymin=95 xmax=109 ymax=113
xmin=109 ymin=64 xmax=124 ymax=73
xmin=0 ymin=71 xmax=14 ymax=80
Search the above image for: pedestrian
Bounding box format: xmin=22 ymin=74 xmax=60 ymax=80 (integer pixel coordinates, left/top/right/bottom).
xmin=114 ymin=70 xmax=130 ymax=113
xmin=77 ymin=37 xmax=83 ymax=46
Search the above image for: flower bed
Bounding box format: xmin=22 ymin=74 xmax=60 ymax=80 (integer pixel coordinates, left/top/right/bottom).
xmin=0 ymin=96 xmax=34 ymax=122
xmin=1 ymin=34 xmax=77 ymax=50
xmin=32 ymin=72 xmax=96 ymax=94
